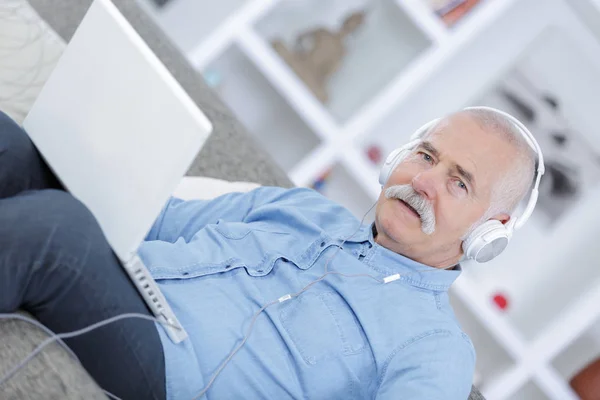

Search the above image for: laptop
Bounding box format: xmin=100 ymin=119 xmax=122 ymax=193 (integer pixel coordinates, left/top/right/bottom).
xmin=22 ymin=0 xmax=213 ymax=343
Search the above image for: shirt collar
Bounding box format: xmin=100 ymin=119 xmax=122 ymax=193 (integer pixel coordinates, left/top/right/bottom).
xmin=333 ymin=222 xmax=461 ymax=291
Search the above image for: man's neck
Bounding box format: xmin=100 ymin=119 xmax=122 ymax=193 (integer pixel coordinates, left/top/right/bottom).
xmin=371 ymin=223 xmax=458 ymax=271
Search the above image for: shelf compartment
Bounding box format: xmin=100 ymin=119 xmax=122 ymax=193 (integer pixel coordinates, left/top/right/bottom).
xmin=139 ymin=0 xmax=250 ymax=54
xmin=393 ymin=0 xmax=449 ymax=43
xmin=185 ymin=0 xmax=281 ymax=69
xmin=204 ymin=45 xmax=321 ymax=173
xmin=235 ymin=26 xmax=342 ymax=140
xmin=310 ymin=161 xmax=376 ymax=222
xmin=510 ymin=380 xmax=550 ymax=400
xmin=254 ymin=0 xmax=432 ymax=123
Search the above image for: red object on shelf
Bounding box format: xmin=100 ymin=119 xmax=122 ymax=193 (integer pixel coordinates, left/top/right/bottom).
xmin=492 ymin=293 xmax=509 ymax=311
xmin=311 ymin=167 xmax=333 ymax=192
xmin=316 ymin=167 xmax=333 ymax=182
xmin=441 ymin=0 xmax=482 ymax=27
xmin=366 ymin=145 xmax=382 ymax=164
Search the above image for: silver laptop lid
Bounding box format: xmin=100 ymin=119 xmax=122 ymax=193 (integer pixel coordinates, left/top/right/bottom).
xmin=23 ymin=0 xmax=212 ymax=261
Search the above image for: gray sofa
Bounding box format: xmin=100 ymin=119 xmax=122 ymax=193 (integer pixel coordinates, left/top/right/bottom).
xmin=0 ymin=1 xmax=484 ymax=399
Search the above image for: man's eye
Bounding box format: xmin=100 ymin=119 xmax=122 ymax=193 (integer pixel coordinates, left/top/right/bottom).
xmin=420 ymin=152 xmax=433 ymax=163
xmin=456 ymin=180 xmax=467 ymax=191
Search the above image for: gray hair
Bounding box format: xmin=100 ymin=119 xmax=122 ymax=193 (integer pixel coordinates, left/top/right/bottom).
xmin=423 ymin=108 xmax=537 ymax=238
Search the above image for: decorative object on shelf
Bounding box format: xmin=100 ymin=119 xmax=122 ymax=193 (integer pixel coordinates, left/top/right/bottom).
xmin=271 ymin=10 xmax=366 ymax=104
xmin=570 ymin=357 xmax=600 ymax=399
xmin=427 ymin=0 xmax=481 ymax=27
xmin=202 ymin=69 xmax=223 ymax=90
xmin=366 ymin=144 xmax=382 ymax=165
xmin=491 ymin=292 xmax=509 ymax=311
xmin=310 ymin=167 xmax=333 ymax=193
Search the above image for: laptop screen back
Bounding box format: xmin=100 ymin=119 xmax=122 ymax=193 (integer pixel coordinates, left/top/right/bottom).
xmin=23 ymin=0 xmax=212 ymax=261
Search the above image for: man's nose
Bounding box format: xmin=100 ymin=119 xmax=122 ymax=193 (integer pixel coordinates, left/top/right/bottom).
xmin=412 ymin=170 xmax=439 ymax=201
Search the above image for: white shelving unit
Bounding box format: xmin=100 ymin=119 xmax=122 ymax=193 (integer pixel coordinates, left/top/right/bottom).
xmin=140 ymin=0 xmax=600 ymax=398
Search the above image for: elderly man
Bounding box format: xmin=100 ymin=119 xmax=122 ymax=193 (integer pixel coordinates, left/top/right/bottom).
xmin=0 ymin=107 xmax=537 ymax=399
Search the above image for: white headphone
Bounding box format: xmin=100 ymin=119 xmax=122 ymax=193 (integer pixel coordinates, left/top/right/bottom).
xmin=378 ymin=106 xmax=545 ymax=263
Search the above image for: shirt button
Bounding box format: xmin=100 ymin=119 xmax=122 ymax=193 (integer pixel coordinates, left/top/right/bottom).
xmin=281 ymin=258 xmax=289 ymax=263
xmin=367 ymin=242 xmax=373 ymax=248
xmin=256 ymin=269 xmax=264 ymax=273
xmin=225 ymin=264 xmax=232 ymax=269
xmin=320 ymin=241 xmax=326 ymax=247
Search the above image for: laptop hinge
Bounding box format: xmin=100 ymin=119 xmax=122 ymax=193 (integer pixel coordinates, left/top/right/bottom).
xmin=123 ymin=253 xmax=188 ymax=343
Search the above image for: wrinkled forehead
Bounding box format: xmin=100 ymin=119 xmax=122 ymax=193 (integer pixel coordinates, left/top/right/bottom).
xmin=425 ymin=114 xmax=517 ymax=194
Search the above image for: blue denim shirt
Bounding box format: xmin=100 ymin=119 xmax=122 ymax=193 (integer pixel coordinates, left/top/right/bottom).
xmin=140 ymin=187 xmax=475 ymax=399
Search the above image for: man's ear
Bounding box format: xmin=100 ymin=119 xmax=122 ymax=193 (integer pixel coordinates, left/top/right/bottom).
xmin=491 ymin=213 xmax=511 ymax=225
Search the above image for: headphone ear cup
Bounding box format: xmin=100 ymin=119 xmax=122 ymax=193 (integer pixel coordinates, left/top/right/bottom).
xmin=379 ymin=139 xmax=422 ymax=186
xmin=462 ymin=220 xmax=510 ymax=263
xmin=379 ymin=148 xmax=405 ymax=186
xmin=379 ymin=119 xmax=439 ymax=186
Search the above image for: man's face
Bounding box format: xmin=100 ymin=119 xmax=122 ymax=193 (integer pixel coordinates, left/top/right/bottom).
xmin=374 ymin=113 xmax=514 ymax=268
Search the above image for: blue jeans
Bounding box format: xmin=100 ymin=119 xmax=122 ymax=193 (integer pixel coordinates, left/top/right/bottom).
xmin=0 ymin=111 xmax=166 ymax=400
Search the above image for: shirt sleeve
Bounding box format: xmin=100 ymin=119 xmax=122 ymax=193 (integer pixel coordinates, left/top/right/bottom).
xmin=145 ymin=186 xmax=291 ymax=243
xmin=376 ymin=330 xmax=475 ymax=400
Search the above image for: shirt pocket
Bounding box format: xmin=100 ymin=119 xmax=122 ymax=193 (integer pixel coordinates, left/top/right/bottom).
xmin=280 ymin=291 xmax=366 ymax=366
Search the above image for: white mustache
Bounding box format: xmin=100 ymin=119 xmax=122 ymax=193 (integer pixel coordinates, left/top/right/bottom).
xmin=385 ymin=184 xmax=436 ymax=235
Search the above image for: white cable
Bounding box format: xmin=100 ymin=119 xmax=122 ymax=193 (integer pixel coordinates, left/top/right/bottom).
xmin=324 ymin=200 xmax=377 ymax=274
xmin=103 ymin=389 xmax=122 ymax=400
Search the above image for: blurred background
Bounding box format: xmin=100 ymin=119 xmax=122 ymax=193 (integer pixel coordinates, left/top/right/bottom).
xmin=5 ymin=0 xmax=600 ymax=398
